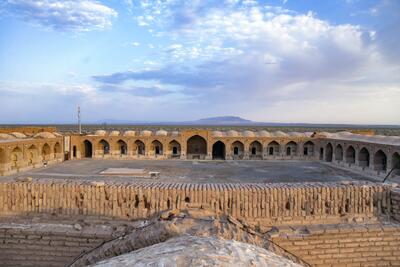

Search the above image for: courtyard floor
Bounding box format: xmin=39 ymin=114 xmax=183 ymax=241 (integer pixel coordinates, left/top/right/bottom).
xmin=4 ymin=159 xmax=381 ymax=184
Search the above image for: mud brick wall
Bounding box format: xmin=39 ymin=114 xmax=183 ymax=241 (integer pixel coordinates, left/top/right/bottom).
xmin=391 ymin=188 xmax=400 ymax=222
xmin=0 ymin=181 xmax=392 ymax=226
xmin=271 ymin=223 xmax=400 ymax=267
xmin=0 ymin=224 xmax=112 ymax=267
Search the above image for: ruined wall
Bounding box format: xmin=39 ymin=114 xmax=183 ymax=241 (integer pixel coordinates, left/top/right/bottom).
xmin=271 ymin=223 xmax=400 ymax=267
xmin=391 ymin=188 xmax=400 ymax=222
xmin=0 ymin=224 xmax=112 ymax=267
xmin=0 ymin=181 xmax=392 ymax=226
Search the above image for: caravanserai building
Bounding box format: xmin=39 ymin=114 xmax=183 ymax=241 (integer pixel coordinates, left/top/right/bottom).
xmin=1 ymin=128 xmax=399 ymax=178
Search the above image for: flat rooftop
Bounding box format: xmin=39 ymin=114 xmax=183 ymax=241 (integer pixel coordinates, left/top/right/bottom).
xmin=4 ymin=159 xmax=380 ymax=184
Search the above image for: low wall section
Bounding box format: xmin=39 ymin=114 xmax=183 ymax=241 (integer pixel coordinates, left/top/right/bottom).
xmin=0 ymin=181 xmax=392 ymax=226
xmin=0 ymin=224 xmax=112 ymax=267
xmin=271 ymin=223 xmax=400 ymax=267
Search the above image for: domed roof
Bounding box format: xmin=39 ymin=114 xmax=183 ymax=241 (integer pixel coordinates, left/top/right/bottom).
xmin=336 ymin=131 xmax=353 ymax=136
xmin=140 ymin=130 xmax=152 ymax=136
xmin=156 ymin=130 xmax=168 ymax=136
xmin=171 ymin=131 xmax=180 ymax=137
xmin=123 ymin=131 xmax=136 ymax=137
xmin=91 ymin=235 xmax=302 ymax=267
xmin=53 ymin=132 xmax=63 ymax=137
xmin=9 ymin=132 xmax=26 ymax=139
xmin=94 ymin=130 xmax=107 ymax=136
xmin=257 ymin=130 xmax=271 ymax=137
xmin=226 ymin=130 xmax=239 ymax=137
xmin=212 ymin=131 xmax=224 ymax=137
xmin=34 ymin=132 xmax=56 ymax=139
xmin=272 ymin=131 xmax=288 ymax=137
xmin=0 ymin=133 xmax=14 ymax=140
xmin=109 ymin=131 xmax=120 ymax=136
xmin=318 ymin=132 xmax=334 ymax=138
xmin=242 ymin=130 xmax=255 ymax=137
xmin=287 ymin=132 xmax=304 ymax=137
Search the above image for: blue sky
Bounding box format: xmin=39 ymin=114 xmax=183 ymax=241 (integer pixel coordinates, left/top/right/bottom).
xmin=0 ymin=0 xmax=399 ymax=124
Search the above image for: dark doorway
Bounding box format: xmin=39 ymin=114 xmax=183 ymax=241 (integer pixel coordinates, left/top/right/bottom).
xmin=325 ymin=143 xmax=333 ymax=162
xmin=286 ymin=147 xmax=291 ymax=156
xmin=73 ymin=146 xmax=77 ymax=158
xmin=234 ymin=147 xmax=239 ymax=155
xmin=187 ymin=135 xmax=207 ymax=159
xmin=84 ymin=140 xmax=92 ymax=158
xmin=118 ymin=140 xmax=127 ymax=155
xmin=173 ymin=146 xmax=178 ymax=155
xmin=212 ymin=141 xmax=225 ymax=160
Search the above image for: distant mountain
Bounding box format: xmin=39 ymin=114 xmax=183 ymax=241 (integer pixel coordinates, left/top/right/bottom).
xmin=193 ymin=116 xmax=253 ymax=125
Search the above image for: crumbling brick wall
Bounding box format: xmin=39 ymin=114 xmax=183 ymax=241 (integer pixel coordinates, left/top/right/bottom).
xmin=0 ymin=181 xmax=392 ymax=226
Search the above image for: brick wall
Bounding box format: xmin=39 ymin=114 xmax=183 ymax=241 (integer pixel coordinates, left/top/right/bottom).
xmin=0 ymin=224 xmax=112 ymax=267
xmin=0 ymin=181 xmax=392 ymax=226
xmin=391 ymin=188 xmax=400 ymax=222
xmin=271 ymin=223 xmax=400 ymax=267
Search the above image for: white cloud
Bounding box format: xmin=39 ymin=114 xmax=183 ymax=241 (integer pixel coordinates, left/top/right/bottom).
xmin=105 ymin=0 xmax=400 ymax=123
xmin=3 ymin=0 xmax=118 ymax=32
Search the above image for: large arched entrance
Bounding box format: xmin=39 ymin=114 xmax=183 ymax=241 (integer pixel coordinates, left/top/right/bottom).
xmin=84 ymin=140 xmax=93 ymax=158
xmin=187 ymin=135 xmax=207 ymax=159
xmin=212 ymin=141 xmax=225 ymax=160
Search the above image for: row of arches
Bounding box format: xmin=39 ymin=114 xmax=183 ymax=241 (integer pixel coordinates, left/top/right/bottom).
xmin=0 ymin=142 xmax=62 ymax=171
xmin=75 ymin=136 xmax=315 ymax=160
xmin=323 ymin=143 xmax=400 ymax=172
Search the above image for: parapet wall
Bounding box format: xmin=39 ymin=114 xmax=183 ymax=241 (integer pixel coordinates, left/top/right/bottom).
xmin=0 ymin=181 xmax=392 ymax=226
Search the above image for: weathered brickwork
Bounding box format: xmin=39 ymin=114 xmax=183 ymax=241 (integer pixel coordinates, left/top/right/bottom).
xmin=391 ymin=188 xmax=400 ymax=222
xmin=271 ymin=223 xmax=400 ymax=267
xmin=0 ymin=224 xmax=112 ymax=267
xmin=0 ymin=181 xmax=392 ymax=226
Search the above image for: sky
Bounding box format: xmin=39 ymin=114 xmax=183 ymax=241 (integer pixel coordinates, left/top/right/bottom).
xmin=0 ymin=0 xmax=399 ymax=124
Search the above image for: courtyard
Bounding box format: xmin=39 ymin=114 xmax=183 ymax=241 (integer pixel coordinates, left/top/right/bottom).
xmin=6 ymin=159 xmax=379 ymax=184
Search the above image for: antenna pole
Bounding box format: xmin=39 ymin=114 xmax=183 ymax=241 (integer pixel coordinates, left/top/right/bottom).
xmin=78 ymin=106 xmax=82 ymax=134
